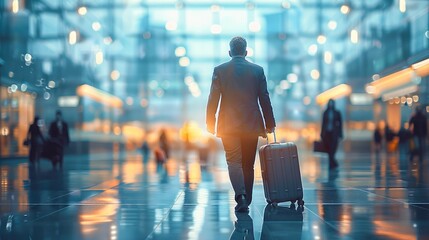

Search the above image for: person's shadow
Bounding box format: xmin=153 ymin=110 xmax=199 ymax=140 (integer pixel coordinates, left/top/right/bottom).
xmin=229 ymin=212 xmax=254 ymax=240
xmin=260 ymin=204 xmax=304 ymax=240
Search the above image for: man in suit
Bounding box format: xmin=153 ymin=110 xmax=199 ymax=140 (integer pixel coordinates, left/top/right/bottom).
xmin=49 ymin=110 xmax=70 ymax=168
xmin=321 ymin=99 xmax=343 ymax=169
xmin=206 ymin=36 xmax=276 ymax=212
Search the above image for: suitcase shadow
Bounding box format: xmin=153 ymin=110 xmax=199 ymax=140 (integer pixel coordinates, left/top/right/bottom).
xmin=260 ymin=204 xmax=303 ymax=240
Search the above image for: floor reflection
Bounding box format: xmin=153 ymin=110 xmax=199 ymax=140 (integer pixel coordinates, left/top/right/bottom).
xmin=0 ymin=145 xmax=428 ymax=239
xmin=261 ymin=204 xmax=303 ymax=240
xmin=230 ymin=212 xmax=254 ymax=240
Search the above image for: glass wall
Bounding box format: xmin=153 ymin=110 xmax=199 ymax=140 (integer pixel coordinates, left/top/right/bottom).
xmin=0 ymin=86 xmax=34 ymax=157
xmin=0 ymin=0 xmax=428 ymax=156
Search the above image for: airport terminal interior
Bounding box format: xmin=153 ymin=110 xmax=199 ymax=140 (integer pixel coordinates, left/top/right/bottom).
xmin=1 ymin=0 xmax=429 ymax=239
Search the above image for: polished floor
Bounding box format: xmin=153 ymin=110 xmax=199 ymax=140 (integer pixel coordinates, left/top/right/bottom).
xmin=1 ymin=142 xmax=429 ymax=240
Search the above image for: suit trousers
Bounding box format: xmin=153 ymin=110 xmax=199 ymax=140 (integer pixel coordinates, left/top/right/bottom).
xmin=221 ymin=134 xmax=259 ymax=205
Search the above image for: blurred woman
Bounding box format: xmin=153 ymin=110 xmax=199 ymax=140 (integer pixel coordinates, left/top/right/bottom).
xmin=159 ymin=129 xmax=170 ymax=159
xmin=321 ymin=99 xmax=343 ymax=169
xmin=26 ymin=116 xmax=45 ymax=165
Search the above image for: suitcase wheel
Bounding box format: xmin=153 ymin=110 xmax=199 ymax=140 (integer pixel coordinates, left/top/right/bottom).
xmin=297 ymin=199 xmax=304 ymax=207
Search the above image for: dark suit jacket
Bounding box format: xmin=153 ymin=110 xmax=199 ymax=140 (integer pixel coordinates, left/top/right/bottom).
xmin=321 ymin=109 xmax=343 ymax=140
xmin=206 ymin=56 xmax=275 ymax=137
xmin=49 ymin=121 xmax=70 ymax=146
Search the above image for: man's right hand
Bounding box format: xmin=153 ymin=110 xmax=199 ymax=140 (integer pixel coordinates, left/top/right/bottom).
xmin=266 ymin=127 xmax=275 ymax=134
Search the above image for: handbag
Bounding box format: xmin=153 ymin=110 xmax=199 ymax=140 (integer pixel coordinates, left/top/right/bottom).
xmin=23 ymin=139 xmax=30 ymax=146
xmin=313 ymin=140 xmax=327 ymax=153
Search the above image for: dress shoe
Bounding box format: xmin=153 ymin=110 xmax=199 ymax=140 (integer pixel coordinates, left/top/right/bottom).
xmin=235 ymin=195 xmax=249 ymax=212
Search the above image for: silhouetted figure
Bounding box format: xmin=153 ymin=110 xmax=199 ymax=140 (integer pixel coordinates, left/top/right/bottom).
xmin=206 ymin=36 xmax=276 ymax=212
xmin=373 ymin=125 xmax=383 ymax=152
xmin=48 ymin=110 xmax=70 ymax=168
xmin=384 ymin=124 xmax=396 ymax=152
xmin=159 ymin=129 xmax=170 ymax=159
xmin=198 ymin=145 xmax=209 ymax=165
xmin=321 ymin=99 xmax=343 ymax=169
xmin=26 ymin=116 xmax=45 ymax=165
xmin=141 ymin=140 xmax=150 ymax=152
xmin=409 ymin=106 xmax=427 ymax=158
xmin=141 ymin=140 xmax=150 ymax=163
xmin=397 ymin=122 xmax=411 ymax=157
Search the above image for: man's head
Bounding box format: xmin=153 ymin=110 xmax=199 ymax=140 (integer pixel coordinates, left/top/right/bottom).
xmin=229 ymin=36 xmax=247 ymax=57
xmin=56 ymin=110 xmax=62 ymax=121
xmin=327 ymin=99 xmax=335 ymax=109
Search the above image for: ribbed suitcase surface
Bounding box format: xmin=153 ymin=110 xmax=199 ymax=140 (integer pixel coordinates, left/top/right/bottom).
xmin=259 ymin=142 xmax=304 ymax=205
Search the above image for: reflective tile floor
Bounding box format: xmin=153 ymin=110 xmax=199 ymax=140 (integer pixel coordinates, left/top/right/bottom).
xmin=1 ymin=143 xmax=429 ymax=240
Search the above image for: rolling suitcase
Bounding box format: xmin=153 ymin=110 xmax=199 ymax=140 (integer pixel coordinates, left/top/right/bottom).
xmin=259 ymin=132 xmax=304 ymax=206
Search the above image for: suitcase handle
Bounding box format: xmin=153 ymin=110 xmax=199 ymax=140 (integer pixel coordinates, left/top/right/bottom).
xmin=266 ymin=131 xmax=277 ymax=144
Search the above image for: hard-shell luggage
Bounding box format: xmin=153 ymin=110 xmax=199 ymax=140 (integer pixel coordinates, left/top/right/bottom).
xmin=259 ymin=132 xmax=304 ymax=206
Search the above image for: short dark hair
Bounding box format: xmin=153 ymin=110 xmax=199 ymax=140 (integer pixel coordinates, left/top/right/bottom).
xmin=229 ymin=36 xmax=247 ymax=56
xmin=56 ymin=110 xmax=62 ymax=116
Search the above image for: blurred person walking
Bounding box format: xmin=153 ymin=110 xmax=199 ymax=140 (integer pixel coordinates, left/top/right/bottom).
xmin=321 ymin=99 xmax=343 ymax=170
xmin=373 ymin=124 xmax=383 ymax=152
xmin=384 ymin=124 xmax=396 ymax=153
xmin=159 ymin=128 xmax=170 ymax=159
xmin=141 ymin=139 xmax=151 ymax=163
xmin=397 ymin=122 xmax=412 ymax=157
xmin=48 ymin=110 xmax=70 ymax=168
xmin=206 ymin=36 xmax=276 ymax=212
xmin=409 ymin=106 xmax=427 ymax=157
xmin=26 ymin=116 xmax=45 ymax=165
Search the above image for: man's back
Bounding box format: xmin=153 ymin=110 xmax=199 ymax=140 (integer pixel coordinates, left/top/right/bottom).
xmin=206 ymin=56 xmax=275 ymax=137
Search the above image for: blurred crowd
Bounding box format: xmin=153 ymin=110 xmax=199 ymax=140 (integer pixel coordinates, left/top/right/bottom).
xmin=373 ymin=106 xmax=427 ymax=159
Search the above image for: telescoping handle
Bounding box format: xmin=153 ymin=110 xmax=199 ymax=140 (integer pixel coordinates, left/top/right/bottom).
xmin=266 ymin=130 xmax=277 ymax=144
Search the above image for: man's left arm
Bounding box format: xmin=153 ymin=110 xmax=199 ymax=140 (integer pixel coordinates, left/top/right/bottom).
xmin=206 ymin=69 xmax=221 ymax=134
xmin=258 ymin=69 xmax=275 ymax=132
